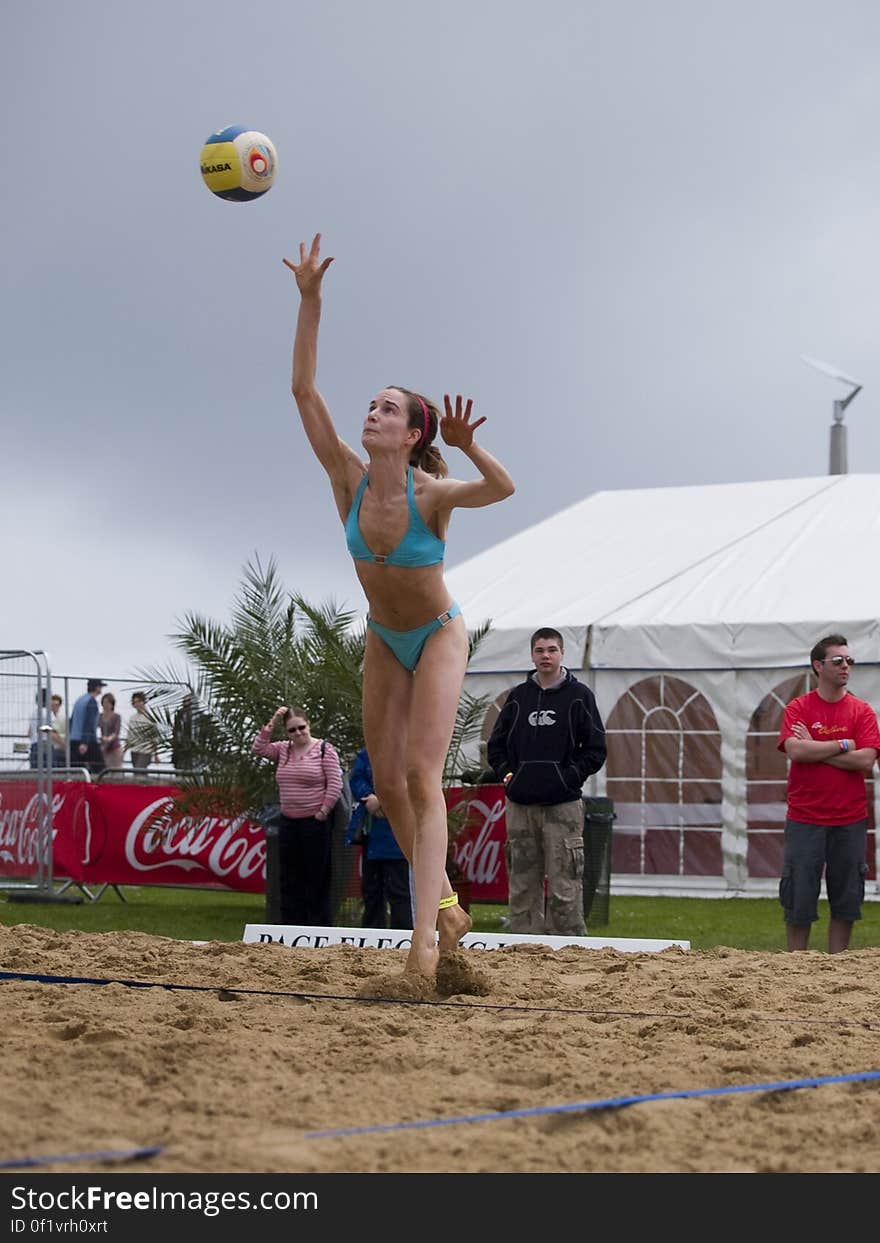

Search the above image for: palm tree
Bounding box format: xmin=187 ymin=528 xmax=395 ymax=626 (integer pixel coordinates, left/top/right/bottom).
xmin=134 ymin=555 xmax=364 ymax=815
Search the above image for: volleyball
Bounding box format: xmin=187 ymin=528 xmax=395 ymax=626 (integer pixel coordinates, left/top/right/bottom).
xmin=199 ymin=125 xmax=277 ymax=201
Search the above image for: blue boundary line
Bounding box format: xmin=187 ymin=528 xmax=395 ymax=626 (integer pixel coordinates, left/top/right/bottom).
xmin=4 ymin=971 xmax=878 ymax=1149
xmin=0 ymin=1145 xmax=164 ymax=1170
xmin=305 ymin=1069 xmax=880 ymax=1139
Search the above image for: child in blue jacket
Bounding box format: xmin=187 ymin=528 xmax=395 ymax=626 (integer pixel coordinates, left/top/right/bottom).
xmin=346 ymin=747 xmax=413 ymax=929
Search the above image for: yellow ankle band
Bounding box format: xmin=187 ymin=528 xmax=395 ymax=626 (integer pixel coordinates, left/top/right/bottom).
xmin=438 ymin=893 xmax=459 ymax=911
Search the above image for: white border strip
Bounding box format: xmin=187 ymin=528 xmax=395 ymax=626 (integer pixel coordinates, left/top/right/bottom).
xmin=243 ymin=924 xmax=690 ymax=953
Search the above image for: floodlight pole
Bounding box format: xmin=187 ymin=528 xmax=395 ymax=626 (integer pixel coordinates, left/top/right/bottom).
xmin=829 ymin=387 xmax=862 ymax=475
xmin=800 ymin=355 xmax=863 ymax=476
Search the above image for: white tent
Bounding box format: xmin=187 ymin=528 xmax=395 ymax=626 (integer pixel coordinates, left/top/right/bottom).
xmin=447 ymin=475 xmax=880 ymax=897
xmin=448 ymin=473 xmax=880 ymax=672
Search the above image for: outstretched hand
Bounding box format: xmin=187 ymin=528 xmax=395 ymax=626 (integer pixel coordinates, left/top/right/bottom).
xmin=440 ymin=394 xmax=487 ymax=450
xmin=282 ymin=233 xmax=334 ymax=297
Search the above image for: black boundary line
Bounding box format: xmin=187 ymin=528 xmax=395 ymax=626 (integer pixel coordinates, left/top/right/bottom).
xmin=0 ymin=969 xmax=877 ymax=1030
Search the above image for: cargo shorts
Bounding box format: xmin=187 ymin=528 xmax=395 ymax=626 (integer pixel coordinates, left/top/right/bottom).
xmin=778 ymin=818 xmax=869 ymax=925
xmin=505 ymin=799 xmax=585 ymax=936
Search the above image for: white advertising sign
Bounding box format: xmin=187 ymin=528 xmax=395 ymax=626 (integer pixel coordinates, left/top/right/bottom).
xmin=243 ymin=924 xmax=690 ymax=952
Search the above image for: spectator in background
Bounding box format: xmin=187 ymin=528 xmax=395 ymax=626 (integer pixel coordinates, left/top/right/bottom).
xmin=126 ymin=692 xmax=158 ymax=773
xmin=26 ymin=690 xmax=49 ymax=769
xmin=777 ymin=633 xmax=880 ymax=953
xmin=29 ymin=692 xmax=68 ymax=768
xmin=346 ymin=747 xmax=413 ymax=929
xmin=252 ymin=705 xmax=342 ymax=926
xmin=50 ymin=694 xmax=66 ymax=766
xmin=99 ymin=692 xmax=123 ymax=771
xmin=171 ymin=693 xmax=194 ymax=770
xmin=69 ymin=679 xmax=106 ymax=775
xmin=487 ymin=628 xmax=607 ymax=936
xmin=171 ymin=692 xmax=209 ymax=770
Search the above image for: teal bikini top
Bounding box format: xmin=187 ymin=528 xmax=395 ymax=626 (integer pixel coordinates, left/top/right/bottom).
xmin=345 ymin=467 xmax=445 ymax=567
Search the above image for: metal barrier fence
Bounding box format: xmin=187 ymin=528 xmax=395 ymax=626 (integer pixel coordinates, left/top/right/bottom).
xmin=0 ymin=658 xmax=192 ymax=902
xmin=0 ymin=650 xmax=54 ymax=895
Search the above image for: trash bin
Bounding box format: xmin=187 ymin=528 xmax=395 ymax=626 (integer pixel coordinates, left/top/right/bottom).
xmin=582 ymin=796 xmax=615 ymax=928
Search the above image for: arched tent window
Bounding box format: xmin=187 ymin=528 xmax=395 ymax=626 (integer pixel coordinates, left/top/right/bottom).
xmin=746 ymin=673 xmax=809 ymax=879
xmin=605 ymin=675 xmax=722 ymax=877
xmin=746 ymin=672 xmax=876 ymax=880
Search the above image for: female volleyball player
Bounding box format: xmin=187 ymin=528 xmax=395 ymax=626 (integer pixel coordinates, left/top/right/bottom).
xmin=283 ymin=234 xmax=514 ymax=981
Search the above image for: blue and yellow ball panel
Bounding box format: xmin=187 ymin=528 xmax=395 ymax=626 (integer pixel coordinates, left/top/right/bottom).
xmin=200 ymin=127 xmax=277 ymax=201
xmin=205 ymin=125 xmax=248 ymax=144
xmin=199 ymin=140 xmax=243 ymax=198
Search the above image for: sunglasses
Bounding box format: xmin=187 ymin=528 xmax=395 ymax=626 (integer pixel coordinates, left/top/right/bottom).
xmin=287 ymin=724 xmax=308 ymax=734
xmin=823 ymin=656 xmax=855 ymax=667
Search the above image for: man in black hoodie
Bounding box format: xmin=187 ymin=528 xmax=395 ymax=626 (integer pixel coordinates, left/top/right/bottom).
xmin=487 ymin=628 xmax=606 ymax=935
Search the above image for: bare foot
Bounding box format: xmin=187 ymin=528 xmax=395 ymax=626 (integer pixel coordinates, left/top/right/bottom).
xmin=401 ymin=904 xmax=472 ymax=981
xmin=438 ymin=902 xmax=472 ymax=953
xmin=404 ymin=940 xmax=439 ymax=980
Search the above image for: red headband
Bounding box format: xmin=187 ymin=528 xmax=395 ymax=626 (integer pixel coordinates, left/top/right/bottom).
xmin=417 ymin=397 xmax=430 ymax=445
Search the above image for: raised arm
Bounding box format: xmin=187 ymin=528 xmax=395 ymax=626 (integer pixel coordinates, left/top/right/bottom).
xmin=434 ymin=395 xmax=515 ymax=511
xmin=283 ymin=234 xmax=364 ymax=491
xmin=252 ymin=706 xmax=287 ymax=759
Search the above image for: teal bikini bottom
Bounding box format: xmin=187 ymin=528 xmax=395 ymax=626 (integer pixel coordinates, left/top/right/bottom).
xmin=367 ymin=602 xmax=462 ymax=672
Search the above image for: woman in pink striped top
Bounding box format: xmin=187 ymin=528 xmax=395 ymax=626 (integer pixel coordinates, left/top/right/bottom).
xmin=252 ymin=705 xmax=342 ymax=927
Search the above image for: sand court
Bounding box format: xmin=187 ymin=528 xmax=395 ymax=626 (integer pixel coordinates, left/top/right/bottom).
xmin=2 ymin=924 xmax=879 ymax=1173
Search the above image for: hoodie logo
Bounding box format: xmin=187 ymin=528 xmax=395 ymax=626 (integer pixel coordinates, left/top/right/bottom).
xmin=528 ymin=710 xmax=556 ymax=726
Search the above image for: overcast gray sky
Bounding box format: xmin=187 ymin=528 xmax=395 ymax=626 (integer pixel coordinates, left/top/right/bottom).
xmin=4 ymin=0 xmax=880 ymax=685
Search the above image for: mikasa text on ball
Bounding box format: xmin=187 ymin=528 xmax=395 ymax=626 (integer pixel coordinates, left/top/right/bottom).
xmin=200 ymin=125 xmax=277 ymax=201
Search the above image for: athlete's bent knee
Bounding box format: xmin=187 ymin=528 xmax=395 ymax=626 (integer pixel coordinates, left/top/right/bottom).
xmin=406 ymin=764 xmax=438 ymax=812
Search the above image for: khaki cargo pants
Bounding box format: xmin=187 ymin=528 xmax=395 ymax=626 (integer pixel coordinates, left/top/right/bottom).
xmin=504 ymin=799 xmax=586 ymax=935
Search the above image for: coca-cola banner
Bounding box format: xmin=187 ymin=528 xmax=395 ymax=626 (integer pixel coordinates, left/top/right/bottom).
xmin=447 ymin=784 xmax=508 ymax=902
xmin=0 ymin=779 xmax=47 ymax=878
xmin=0 ymin=779 xmax=511 ymax=900
xmin=0 ymin=779 xmax=265 ymax=893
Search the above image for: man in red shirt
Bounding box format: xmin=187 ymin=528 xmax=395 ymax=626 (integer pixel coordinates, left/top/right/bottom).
xmin=778 ymin=633 xmax=880 ymax=952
